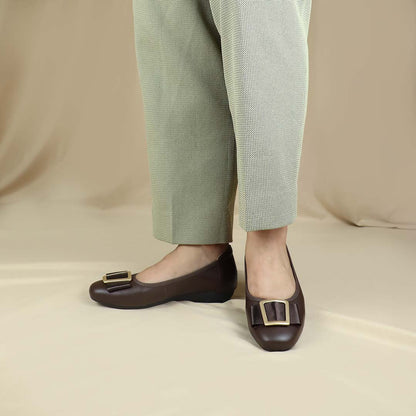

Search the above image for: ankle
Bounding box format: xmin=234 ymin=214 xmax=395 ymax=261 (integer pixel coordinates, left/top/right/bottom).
xmin=247 ymin=226 xmax=287 ymax=242
xmin=178 ymin=243 xmax=229 ymax=261
xmin=245 ymin=227 xmax=287 ymax=256
xmin=201 ymin=243 xmax=229 ymax=258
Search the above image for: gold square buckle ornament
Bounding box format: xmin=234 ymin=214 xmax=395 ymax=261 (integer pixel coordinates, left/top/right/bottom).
xmin=102 ymin=270 xmax=132 ymax=284
xmin=259 ymin=299 xmax=290 ymax=326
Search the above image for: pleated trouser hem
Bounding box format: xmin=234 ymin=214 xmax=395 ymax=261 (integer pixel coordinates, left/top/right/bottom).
xmin=239 ymin=193 xmax=298 ymax=233
xmin=151 ymin=207 xmax=235 ymax=245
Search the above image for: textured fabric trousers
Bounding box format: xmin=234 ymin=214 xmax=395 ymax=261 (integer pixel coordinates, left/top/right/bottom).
xmin=131 ymin=0 xmax=312 ymax=244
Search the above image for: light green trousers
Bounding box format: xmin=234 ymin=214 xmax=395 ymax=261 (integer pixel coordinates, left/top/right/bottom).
xmin=132 ymin=0 xmax=312 ymax=244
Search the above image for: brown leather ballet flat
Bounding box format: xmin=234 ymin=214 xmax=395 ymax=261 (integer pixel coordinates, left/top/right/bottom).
xmin=89 ymin=244 xmax=237 ymax=309
xmin=245 ymin=244 xmax=305 ymax=351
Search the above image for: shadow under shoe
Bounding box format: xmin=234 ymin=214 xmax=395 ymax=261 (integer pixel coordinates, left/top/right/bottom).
xmin=245 ymin=244 xmax=305 ymax=351
xmin=89 ymin=244 xmax=238 ymax=309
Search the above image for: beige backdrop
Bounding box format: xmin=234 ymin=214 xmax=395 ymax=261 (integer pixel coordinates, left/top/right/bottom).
xmin=1 ymin=1 xmax=415 ymax=416
xmin=0 ymin=0 xmax=415 ymax=228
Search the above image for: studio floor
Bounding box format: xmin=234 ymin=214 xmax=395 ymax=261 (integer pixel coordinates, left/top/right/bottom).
xmin=1 ymin=202 xmax=415 ymax=415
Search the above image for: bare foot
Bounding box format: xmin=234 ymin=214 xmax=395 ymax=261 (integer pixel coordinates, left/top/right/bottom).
xmin=135 ymin=243 xmax=229 ymax=284
xmin=245 ymin=226 xmax=296 ymax=299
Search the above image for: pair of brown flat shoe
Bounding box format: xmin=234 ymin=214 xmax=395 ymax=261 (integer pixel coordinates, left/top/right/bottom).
xmin=89 ymin=243 xmax=305 ymax=351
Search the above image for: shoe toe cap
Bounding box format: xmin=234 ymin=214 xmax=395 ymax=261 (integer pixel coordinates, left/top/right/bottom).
xmin=251 ymin=325 xmax=303 ymax=351
xmin=89 ymin=280 xmax=109 ymax=303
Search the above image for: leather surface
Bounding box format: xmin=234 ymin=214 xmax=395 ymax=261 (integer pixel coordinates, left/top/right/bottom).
xmin=89 ymin=244 xmax=238 ymax=308
xmin=245 ymin=245 xmax=305 ymax=351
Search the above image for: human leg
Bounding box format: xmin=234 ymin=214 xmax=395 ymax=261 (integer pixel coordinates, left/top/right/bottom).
xmin=208 ymin=0 xmax=312 ymax=231
xmin=208 ymin=0 xmax=311 ymax=297
xmin=132 ymin=0 xmax=238 ymax=245
xmin=208 ymin=0 xmax=312 ymax=350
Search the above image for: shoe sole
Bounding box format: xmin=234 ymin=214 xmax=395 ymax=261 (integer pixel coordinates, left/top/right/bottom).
xmin=92 ymin=288 xmax=236 ymax=310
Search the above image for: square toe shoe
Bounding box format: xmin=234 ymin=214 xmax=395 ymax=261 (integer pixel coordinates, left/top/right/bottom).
xmin=89 ymin=244 xmax=238 ymax=309
xmin=245 ymin=244 xmax=305 ymax=351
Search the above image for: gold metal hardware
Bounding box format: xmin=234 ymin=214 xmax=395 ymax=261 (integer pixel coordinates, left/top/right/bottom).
xmin=102 ymin=270 xmax=132 ymax=284
xmin=259 ymin=299 xmax=290 ymax=326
